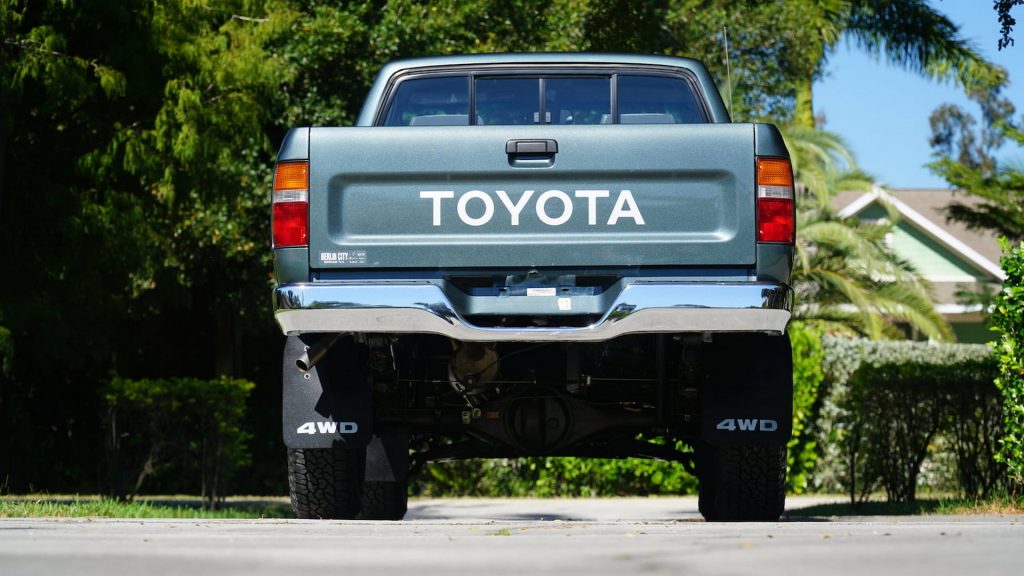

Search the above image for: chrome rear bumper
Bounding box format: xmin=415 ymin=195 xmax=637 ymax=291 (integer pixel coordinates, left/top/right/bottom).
xmin=274 ymin=281 xmax=792 ymax=342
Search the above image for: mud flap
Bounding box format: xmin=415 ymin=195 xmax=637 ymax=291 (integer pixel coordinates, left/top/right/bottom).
xmin=365 ymin=434 xmax=409 ymax=483
xmin=282 ymin=334 xmax=373 ymax=449
xmin=701 ymin=333 xmax=793 ymax=447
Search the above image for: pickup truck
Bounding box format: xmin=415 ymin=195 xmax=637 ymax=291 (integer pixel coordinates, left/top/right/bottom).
xmin=272 ymin=53 xmax=795 ymax=522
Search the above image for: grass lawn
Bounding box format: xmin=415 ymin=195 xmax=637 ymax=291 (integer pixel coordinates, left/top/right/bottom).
xmin=788 ymin=496 xmax=1024 ymax=517
xmin=3 ymin=494 xmax=1021 ymax=519
xmin=0 ymin=495 xmax=294 ymax=519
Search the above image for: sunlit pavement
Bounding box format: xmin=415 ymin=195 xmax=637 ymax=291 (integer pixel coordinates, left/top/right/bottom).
xmin=1 ymin=497 xmax=1022 ymax=576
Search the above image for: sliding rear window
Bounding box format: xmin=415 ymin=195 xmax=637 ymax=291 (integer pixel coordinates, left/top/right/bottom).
xmin=381 ymin=71 xmax=707 ymax=126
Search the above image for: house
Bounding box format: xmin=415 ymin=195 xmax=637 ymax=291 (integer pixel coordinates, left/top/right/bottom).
xmin=831 ymin=186 xmax=1006 ymax=344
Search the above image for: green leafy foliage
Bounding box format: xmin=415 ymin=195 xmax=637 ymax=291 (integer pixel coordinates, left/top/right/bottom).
xmin=993 ymin=239 xmax=1024 ymax=489
xmin=786 ymin=127 xmax=952 ymax=342
xmin=817 ymin=338 xmax=1000 ymax=502
xmin=0 ymin=0 xmax=1008 ymax=498
xmin=104 ymin=376 xmax=254 ymax=508
xmin=995 ymin=0 xmax=1023 ymax=50
xmin=849 ymin=359 xmax=1000 ymax=503
xmin=929 ymin=124 xmax=1024 ymax=243
xmin=0 ymin=324 xmax=11 ymax=376
xmin=787 ymin=322 xmax=825 ymax=493
xmin=414 ymin=443 xmax=698 ymax=498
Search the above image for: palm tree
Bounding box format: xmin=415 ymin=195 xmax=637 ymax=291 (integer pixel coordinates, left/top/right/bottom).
xmin=784 ymin=126 xmax=953 ymax=341
xmin=790 ymin=0 xmax=1006 ymax=128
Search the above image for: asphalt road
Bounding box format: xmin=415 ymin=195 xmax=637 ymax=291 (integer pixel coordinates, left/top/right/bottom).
xmin=2 ymin=497 xmax=1022 ymax=576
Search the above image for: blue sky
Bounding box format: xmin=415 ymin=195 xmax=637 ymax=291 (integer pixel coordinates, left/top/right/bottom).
xmin=813 ymin=0 xmax=1024 ymax=188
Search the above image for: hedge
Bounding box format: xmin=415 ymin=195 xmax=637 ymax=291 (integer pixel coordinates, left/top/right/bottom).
xmin=787 ymin=321 xmax=826 ymax=493
xmin=103 ymin=376 xmax=254 ymax=507
xmin=993 ymin=238 xmax=1024 ymax=490
xmin=816 ymin=338 xmax=1000 ymax=502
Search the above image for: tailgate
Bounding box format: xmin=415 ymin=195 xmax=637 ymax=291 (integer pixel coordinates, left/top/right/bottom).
xmin=308 ymin=124 xmax=755 ymax=269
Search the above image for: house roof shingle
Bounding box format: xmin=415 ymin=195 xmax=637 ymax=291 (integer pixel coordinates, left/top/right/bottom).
xmin=831 ymin=187 xmax=1004 ymax=272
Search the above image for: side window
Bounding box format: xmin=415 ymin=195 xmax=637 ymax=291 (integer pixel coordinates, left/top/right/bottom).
xmin=476 ymin=77 xmax=539 ymax=125
xmin=617 ymin=75 xmax=705 ymax=124
xmin=384 ymin=76 xmax=469 ymax=126
xmin=545 ymin=77 xmax=610 ymax=125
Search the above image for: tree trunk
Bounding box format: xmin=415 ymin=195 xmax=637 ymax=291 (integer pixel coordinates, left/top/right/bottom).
xmin=794 ymin=76 xmax=815 ymax=130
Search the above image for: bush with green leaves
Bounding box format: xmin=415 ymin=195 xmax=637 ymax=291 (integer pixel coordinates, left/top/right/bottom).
xmin=993 ymin=238 xmax=1024 ymax=490
xmin=849 ymin=358 xmax=1001 ymax=502
xmin=104 ymin=376 xmax=254 ymax=507
xmin=414 ymin=441 xmax=698 ymax=498
xmin=816 ymin=338 xmax=999 ymax=502
xmin=0 ymin=324 xmax=11 ymax=376
xmin=787 ymin=321 xmax=826 ymax=493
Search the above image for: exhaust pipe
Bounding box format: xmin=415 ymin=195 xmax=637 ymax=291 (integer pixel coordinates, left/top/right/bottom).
xmin=296 ymin=334 xmax=341 ymax=372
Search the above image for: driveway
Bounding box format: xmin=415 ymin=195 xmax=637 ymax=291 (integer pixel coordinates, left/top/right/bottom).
xmin=1 ymin=497 xmax=1021 ymax=576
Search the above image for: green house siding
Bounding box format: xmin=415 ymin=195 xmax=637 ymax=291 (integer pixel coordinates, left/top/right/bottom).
xmin=859 ymin=205 xmax=984 ymax=279
xmin=951 ymin=321 xmax=992 ymax=344
xmin=856 ymin=201 xmax=996 ymax=344
xmin=893 ymin=223 xmax=982 ymax=278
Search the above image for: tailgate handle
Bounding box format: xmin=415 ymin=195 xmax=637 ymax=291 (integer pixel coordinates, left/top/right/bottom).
xmin=506 ymin=139 xmax=558 ymax=155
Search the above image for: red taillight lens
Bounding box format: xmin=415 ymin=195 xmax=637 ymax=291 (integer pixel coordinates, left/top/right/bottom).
xmin=272 ymin=161 xmax=309 ymax=248
xmin=757 ymin=197 xmax=794 ymax=243
xmin=273 ymin=202 xmax=308 ymax=247
xmin=756 ymin=157 xmax=795 ymax=244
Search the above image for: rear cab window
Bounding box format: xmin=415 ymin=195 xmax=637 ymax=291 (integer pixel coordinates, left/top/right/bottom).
xmin=379 ymin=68 xmax=708 ymax=126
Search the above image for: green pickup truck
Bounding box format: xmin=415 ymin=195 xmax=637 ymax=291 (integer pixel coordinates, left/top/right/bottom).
xmin=271 ymin=53 xmax=795 ymax=522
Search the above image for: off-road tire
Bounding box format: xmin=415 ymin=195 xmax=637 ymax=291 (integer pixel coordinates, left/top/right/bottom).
xmin=698 ymin=444 xmax=786 ymax=521
xmin=359 ymin=480 xmax=408 ymax=520
xmin=287 ymin=447 xmax=362 ymax=519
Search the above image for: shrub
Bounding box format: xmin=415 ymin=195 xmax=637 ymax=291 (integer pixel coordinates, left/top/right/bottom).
xmin=414 ymin=444 xmax=698 ymax=498
xmin=818 ymin=338 xmax=999 ymax=502
xmin=788 ymin=321 xmax=826 ymax=493
xmin=0 ymin=324 xmax=11 ymax=376
xmin=103 ymin=376 xmax=254 ymax=508
xmin=993 ymin=238 xmax=1024 ymax=490
xmin=850 ymin=358 xmax=1000 ymax=502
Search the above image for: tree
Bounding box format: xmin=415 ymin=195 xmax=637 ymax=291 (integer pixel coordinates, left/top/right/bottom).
xmin=786 ymin=127 xmax=952 ymax=341
xmin=786 ymin=0 xmax=1005 ymax=129
xmin=0 ymin=0 xmax=155 ymax=489
xmin=929 ymin=125 xmax=1024 ymax=243
xmin=928 ymin=89 xmax=1024 ymax=243
xmin=996 ymin=0 xmax=1023 ymax=49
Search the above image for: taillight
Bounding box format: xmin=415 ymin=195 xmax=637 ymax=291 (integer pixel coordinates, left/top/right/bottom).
xmin=272 ymin=161 xmax=309 ymax=247
xmin=756 ymin=157 xmax=795 ymax=244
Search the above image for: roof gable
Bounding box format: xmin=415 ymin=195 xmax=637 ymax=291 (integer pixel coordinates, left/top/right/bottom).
xmin=834 ymin=187 xmax=1005 ymax=281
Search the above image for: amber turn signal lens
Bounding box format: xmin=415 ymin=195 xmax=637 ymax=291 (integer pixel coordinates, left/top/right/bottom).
xmin=757 ymin=157 xmax=793 ymax=188
xmin=274 ymin=161 xmax=309 ymax=191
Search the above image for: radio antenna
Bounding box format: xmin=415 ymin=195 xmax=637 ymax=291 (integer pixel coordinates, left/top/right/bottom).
xmin=723 ymin=25 xmax=734 ymax=121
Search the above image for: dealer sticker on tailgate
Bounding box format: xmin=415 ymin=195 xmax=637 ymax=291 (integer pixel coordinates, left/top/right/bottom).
xmin=320 ymin=251 xmax=368 ymax=265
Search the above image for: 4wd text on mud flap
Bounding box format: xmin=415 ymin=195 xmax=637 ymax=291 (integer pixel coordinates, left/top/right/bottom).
xmin=715 ymin=418 xmax=779 ymax=432
xmin=296 ymin=421 xmax=359 ymax=435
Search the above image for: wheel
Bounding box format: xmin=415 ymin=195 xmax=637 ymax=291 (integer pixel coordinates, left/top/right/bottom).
xmin=359 ymin=480 xmax=408 ymax=520
xmin=287 ymin=447 xmax=363 ymax=519
xmin=697 ymin=443 xmax=786 ymax=521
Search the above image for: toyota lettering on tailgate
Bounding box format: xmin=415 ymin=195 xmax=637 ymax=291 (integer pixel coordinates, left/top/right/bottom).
xmin=419 ymin=189 xmax=646 ymax=227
